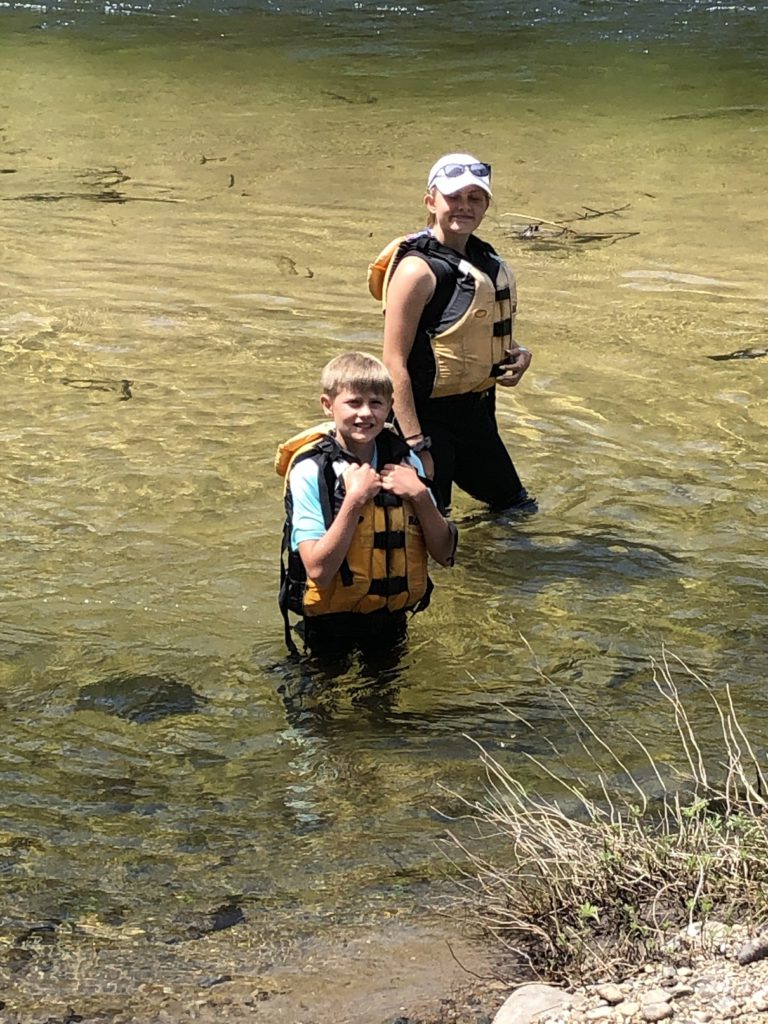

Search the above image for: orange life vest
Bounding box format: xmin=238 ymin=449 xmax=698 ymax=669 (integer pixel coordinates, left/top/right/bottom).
xmin=369 ymin=231 xmax=518 ymax=398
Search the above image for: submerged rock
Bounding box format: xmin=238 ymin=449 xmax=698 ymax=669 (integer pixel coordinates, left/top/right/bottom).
xmin=76 ymin=674 xmax=205 ymax=723
xmin=164 ymin=902 xmax=246 ymax=944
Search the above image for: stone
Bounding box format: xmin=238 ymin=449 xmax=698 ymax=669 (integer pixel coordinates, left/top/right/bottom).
xmin=492 ymin=984 xmax=570 ymax=1024
xmin=585 ymin=1008 xmax=614 ymax=1021
xmin=595 ymin=984 xmax=625 ymax=1005
xmin=617 ymin=1002 xmax=640 ymax=1018
xmin=642 ymin=1004 xmax=673 ymax=1022
xmin=738 ymin=935 xmax=768 ymax=965
xmin=642 ymin=988 xmax=673 ymax=1006
xmin=670 ymin=984 xmax=695 ymax=999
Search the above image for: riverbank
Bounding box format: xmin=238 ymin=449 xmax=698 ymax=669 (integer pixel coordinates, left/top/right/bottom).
xmin=4 ymin=893 xmax=768 ymax=1024
xmin=414 ymin=921 xmax=768 ymax=1024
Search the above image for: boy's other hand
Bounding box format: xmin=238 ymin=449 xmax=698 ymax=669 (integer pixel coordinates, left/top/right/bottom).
xmin=380 ymin=463 xmax=426 ymax=500
xmin=497 ymin=345 xmax=532 ymax=387
xmin=343 ymin=463 xmax=382 ymax=504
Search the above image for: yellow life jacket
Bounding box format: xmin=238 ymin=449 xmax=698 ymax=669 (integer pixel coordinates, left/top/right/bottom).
xmin=276 ymin=425 xmax=431 ymax=622
xmin=368 ymin=232 xmax=517 ymax=399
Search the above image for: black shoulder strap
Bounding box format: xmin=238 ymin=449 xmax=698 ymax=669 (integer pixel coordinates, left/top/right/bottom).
xmin=375 ymin=428 xmax=412 ymax=465
xmin=404 ymin=235 xmax=474 ymax=331
xmin=466 ymin=235 xmax=502 ymax=285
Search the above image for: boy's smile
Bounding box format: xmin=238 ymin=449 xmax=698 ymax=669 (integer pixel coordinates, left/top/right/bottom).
xmin=321 ymin=387 xmax=391 ymax=460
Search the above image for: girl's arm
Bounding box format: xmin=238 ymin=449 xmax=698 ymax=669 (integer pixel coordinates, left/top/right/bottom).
xmin=381 ymin=257 xmax=436 ymax=466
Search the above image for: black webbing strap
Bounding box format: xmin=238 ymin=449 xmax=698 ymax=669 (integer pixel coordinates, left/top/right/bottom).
xmin=367 ymin=576 xmax=408 ymax=597
xmin=373 ymin=530 xmax=405 ymax=550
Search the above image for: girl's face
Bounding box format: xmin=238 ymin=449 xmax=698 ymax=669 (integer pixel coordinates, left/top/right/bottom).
xmin=425 ymin=185 xmax=490 ymax=239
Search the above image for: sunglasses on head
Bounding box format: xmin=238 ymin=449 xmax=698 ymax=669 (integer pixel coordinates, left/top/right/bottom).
xmin=431 ymin=161 xmax=492 ymax=185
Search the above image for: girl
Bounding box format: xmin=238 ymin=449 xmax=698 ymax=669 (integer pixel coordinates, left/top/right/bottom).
xmin=374 ymin=152 xmax=536 ymax=514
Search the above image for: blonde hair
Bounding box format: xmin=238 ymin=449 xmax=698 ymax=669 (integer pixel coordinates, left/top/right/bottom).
xmin=425 ymin=186 xmax=437 ymax=228
xmin=320 ymin=351 xmax=393 ymax=401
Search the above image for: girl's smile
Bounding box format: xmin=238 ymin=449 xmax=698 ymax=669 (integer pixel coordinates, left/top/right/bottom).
xmin=426 ymin=185 xmax=490 ymax=248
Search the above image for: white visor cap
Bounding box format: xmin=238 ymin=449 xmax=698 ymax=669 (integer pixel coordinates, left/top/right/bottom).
xmin=426 ymin=152 xmax=493 ymax=197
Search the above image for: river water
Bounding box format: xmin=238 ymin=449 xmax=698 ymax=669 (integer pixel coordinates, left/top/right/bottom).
xmin=1 ymin=0 xmax=767 ymax=1016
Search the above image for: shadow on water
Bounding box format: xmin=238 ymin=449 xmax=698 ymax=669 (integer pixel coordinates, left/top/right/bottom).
xmin=457 ymin=518 xmax=685 ymax=586
xmin=75 ymin=673 xmax=207 ymax=723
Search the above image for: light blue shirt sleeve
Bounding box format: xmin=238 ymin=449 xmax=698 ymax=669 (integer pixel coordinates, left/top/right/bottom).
xmin=407 ymin=451 xmax=425 ymax=475
xmin=289 ymin=459 xmax=326 ymax=550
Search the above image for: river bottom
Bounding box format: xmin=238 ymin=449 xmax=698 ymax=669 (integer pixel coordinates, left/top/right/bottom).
xmin=1 ymin=910 xmax=500 ymax=1024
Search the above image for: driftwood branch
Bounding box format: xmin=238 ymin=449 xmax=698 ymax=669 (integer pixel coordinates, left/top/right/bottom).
xmin=561 ymin=203 xmax=631 ymax=222
xmin=500 ymin=204 xmax=639 ymax=247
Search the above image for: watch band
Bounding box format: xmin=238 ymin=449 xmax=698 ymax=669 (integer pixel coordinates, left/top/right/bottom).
xmin=409 ymin=435 xmax=432 ymax=454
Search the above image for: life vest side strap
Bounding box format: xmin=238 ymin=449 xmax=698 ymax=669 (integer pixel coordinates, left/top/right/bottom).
xmin=409 ymin=574 xmax=434 ymax=614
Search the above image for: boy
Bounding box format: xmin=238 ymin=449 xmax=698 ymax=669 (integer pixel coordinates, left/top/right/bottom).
xmin=276 ymin=352 xmax=457 ymax=656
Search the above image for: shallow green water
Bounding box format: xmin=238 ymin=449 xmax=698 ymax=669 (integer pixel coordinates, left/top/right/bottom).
xmin=1 ymin=0 xmax=767 ymax=1009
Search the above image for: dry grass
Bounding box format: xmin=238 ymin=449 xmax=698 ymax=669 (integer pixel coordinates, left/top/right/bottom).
xmin=443 ymin=650 xmax=768 ymax=984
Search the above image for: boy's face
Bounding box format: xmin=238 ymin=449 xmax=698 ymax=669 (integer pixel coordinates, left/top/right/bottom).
xmin=320 ymin=387 xmax=391 ymax=455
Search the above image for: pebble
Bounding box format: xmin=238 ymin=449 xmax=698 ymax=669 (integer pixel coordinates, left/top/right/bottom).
xmin=584 ymin=1008 xmax=614 ymax=1021
xmin=641 ymin=1003 xmax=672 ymax=1022
xmin=595 ymin=984 xmax=624 ymax=1005
xmin=641 ymin=987 xmax=672 ymax=1005
xmin=738 ymin=935 xmax=768 ymax=966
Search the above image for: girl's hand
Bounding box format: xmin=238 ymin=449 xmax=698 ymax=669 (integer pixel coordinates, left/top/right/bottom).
xmin=497 ymin=345 xmax=532 ymax=387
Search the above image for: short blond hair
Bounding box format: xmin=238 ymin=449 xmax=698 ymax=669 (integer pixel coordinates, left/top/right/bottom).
xmin=320 ymin=351 xmax=393 ymax=401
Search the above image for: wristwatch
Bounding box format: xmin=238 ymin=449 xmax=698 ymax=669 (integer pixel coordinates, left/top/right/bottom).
xmin=408 ymin=436 xmax=432 ymax=454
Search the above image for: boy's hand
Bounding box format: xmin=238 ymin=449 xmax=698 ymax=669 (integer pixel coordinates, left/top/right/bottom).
xmin=343 ymin=463 xmax=382 ymax=504
xmin=380 ymin=462 xmax=427 ymax=500
xmin=497 ymin=345 xmax=532 ymax=387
